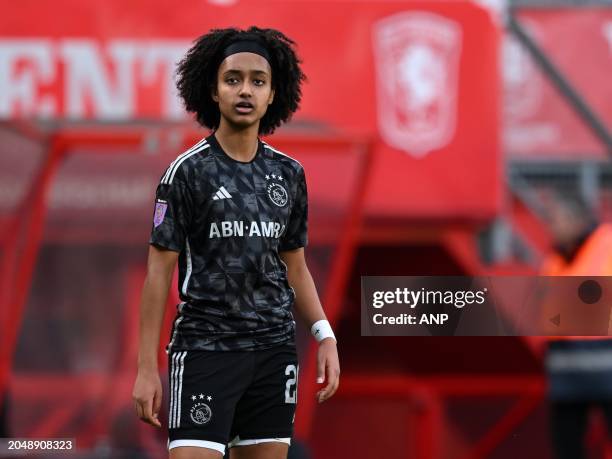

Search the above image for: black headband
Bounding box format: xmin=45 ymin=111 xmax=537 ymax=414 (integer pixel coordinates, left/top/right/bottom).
xmin=222 ymin=40 xmax=271 ymax=63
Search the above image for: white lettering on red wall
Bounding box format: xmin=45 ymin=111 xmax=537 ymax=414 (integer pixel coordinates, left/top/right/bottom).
xmin=0 ymin=39 xmax=189 ymax=120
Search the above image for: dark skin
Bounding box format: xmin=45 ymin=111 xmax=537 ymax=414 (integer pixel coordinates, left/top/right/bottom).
xmin=211 ymin=52 xmax=274 ymax=161
xmin=132 ymin=52 xmax=339 ymax=459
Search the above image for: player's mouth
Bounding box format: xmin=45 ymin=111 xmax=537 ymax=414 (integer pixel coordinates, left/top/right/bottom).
xmin=235 ymin=102 xmax=254 ymax=114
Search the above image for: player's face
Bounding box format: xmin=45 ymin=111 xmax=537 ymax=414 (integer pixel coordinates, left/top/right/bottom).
xmin=213 ymin=52 xmax=274 ymax=131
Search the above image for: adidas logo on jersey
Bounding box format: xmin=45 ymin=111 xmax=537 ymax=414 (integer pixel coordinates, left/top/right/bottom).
xmin=212 ymin=186 xmax=232 ymax=201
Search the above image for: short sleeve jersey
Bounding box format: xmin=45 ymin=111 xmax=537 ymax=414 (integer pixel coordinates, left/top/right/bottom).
xmin=150 ymin=134 xmax=308 ymax=351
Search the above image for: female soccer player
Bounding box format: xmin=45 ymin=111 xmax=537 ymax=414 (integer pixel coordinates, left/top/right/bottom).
xmin=132 ymin=27 xmax=340 ymax=459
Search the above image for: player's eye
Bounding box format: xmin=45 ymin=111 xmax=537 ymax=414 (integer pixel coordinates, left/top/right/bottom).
xmin=253 ymin=79 xmax=266 ymax=86
xmin=226 ymin=77 xmax=239 ymax=84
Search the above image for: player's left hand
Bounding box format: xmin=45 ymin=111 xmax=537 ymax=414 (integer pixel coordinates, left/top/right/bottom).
xmin=316 ymin=338 xmax=340 ymax=403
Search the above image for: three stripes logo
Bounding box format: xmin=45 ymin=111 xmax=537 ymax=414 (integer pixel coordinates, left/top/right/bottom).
xmin=212 ymin=186 xmax=232 ymax=201
xmin=169 ymin=351 xmax=187 ymax=429
xmin=161 ymin=139 xmax=210 ymax=185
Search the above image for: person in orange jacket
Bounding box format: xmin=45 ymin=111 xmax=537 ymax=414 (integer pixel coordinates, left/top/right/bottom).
xmin=542 ymin=193 xmax=612 ymax=459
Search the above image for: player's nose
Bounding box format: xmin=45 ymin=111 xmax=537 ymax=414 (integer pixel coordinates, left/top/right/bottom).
xmin=238 ymin=81 xmax=252 ymax=97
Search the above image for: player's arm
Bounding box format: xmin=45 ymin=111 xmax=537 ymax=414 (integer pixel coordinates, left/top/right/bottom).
xmin=132 ymin=244 xmax=178 ymax=428
xmin=280 ymin=248 xmax=340 ymax=403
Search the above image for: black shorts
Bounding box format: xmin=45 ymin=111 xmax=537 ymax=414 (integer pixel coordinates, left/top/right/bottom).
xmin=167 ymin=343 xmax=299 ymax=455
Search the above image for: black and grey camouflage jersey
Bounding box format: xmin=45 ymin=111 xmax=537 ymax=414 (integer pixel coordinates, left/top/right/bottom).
xmin=149 ymin=133 xmax=308 ymax=351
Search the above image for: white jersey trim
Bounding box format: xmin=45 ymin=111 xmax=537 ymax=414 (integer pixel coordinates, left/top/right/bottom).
xmin=161 ymin=138 xmax=206 ymax=183
xmin=168 ymin=439 xmax=226 ymax=454
xmin=262 ymin=142 xmax=303 ymax=168
xmin=228 ymin=436 xmax=291 ymax=448
xmin=161 ymin=141 xmax=210 ymax=185
xmin=181 ymin=238 xmax=192 ymax=297
xmin=166 ymin=302 xmax=185 ymax=354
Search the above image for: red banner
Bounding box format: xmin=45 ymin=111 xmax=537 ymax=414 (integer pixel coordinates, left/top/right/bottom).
xmin=1 ymin=0 xmax=501 ymax=219
xmin=504 ymin=10 xmax=612 ymax=159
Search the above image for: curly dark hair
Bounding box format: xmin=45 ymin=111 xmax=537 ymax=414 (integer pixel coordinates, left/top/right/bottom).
xmin=176 ymin=27 xmax=306 ymax=135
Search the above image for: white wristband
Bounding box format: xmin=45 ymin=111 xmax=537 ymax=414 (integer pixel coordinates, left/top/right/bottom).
xmin=311 ymin=319 xmax=336 ymax=343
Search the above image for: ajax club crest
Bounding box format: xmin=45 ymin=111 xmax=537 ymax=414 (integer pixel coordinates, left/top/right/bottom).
xmin=265 ymin=173 xmax=288 ymax=207
xmin=189 ymin=394 xmax=213 ymax=425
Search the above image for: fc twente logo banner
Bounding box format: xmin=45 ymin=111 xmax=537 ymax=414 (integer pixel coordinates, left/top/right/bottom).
xmin=372 ymin=12 xmax=463 ymax=158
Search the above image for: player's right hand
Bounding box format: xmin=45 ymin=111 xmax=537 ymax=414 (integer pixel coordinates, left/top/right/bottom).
xmin=132 ymin=368 xmax=163 ymax=428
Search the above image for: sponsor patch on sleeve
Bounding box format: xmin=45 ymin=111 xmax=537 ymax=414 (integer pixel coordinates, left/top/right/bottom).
xmin=153 ymin=200 xmax=168 ymax=227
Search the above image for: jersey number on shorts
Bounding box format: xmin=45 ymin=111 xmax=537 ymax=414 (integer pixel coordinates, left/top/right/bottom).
xmin=285 ymin=364 xmax=298 ymax=404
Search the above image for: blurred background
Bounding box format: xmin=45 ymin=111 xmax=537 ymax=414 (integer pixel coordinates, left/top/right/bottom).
xmin=1 ymin=0 xmax=612 ymax=457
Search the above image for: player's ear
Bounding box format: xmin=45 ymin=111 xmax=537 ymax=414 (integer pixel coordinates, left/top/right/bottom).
xmin=211 ymin=85 xmax=219 ymax=103
xmin=268 ymin=88 xmax=275 ymax=105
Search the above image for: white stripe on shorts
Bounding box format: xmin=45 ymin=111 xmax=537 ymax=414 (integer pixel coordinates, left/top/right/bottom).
xmin=170 ymin=352 xmax=177 ymax=428
xmin=176 ymin=351 xmax=186 ymax=427
xmin=170 ymin=351 xmax=186 ymax=428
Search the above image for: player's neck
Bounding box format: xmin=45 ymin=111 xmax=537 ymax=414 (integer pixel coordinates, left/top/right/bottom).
xmin=214 ymin=123 xmax=260 ymax=162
